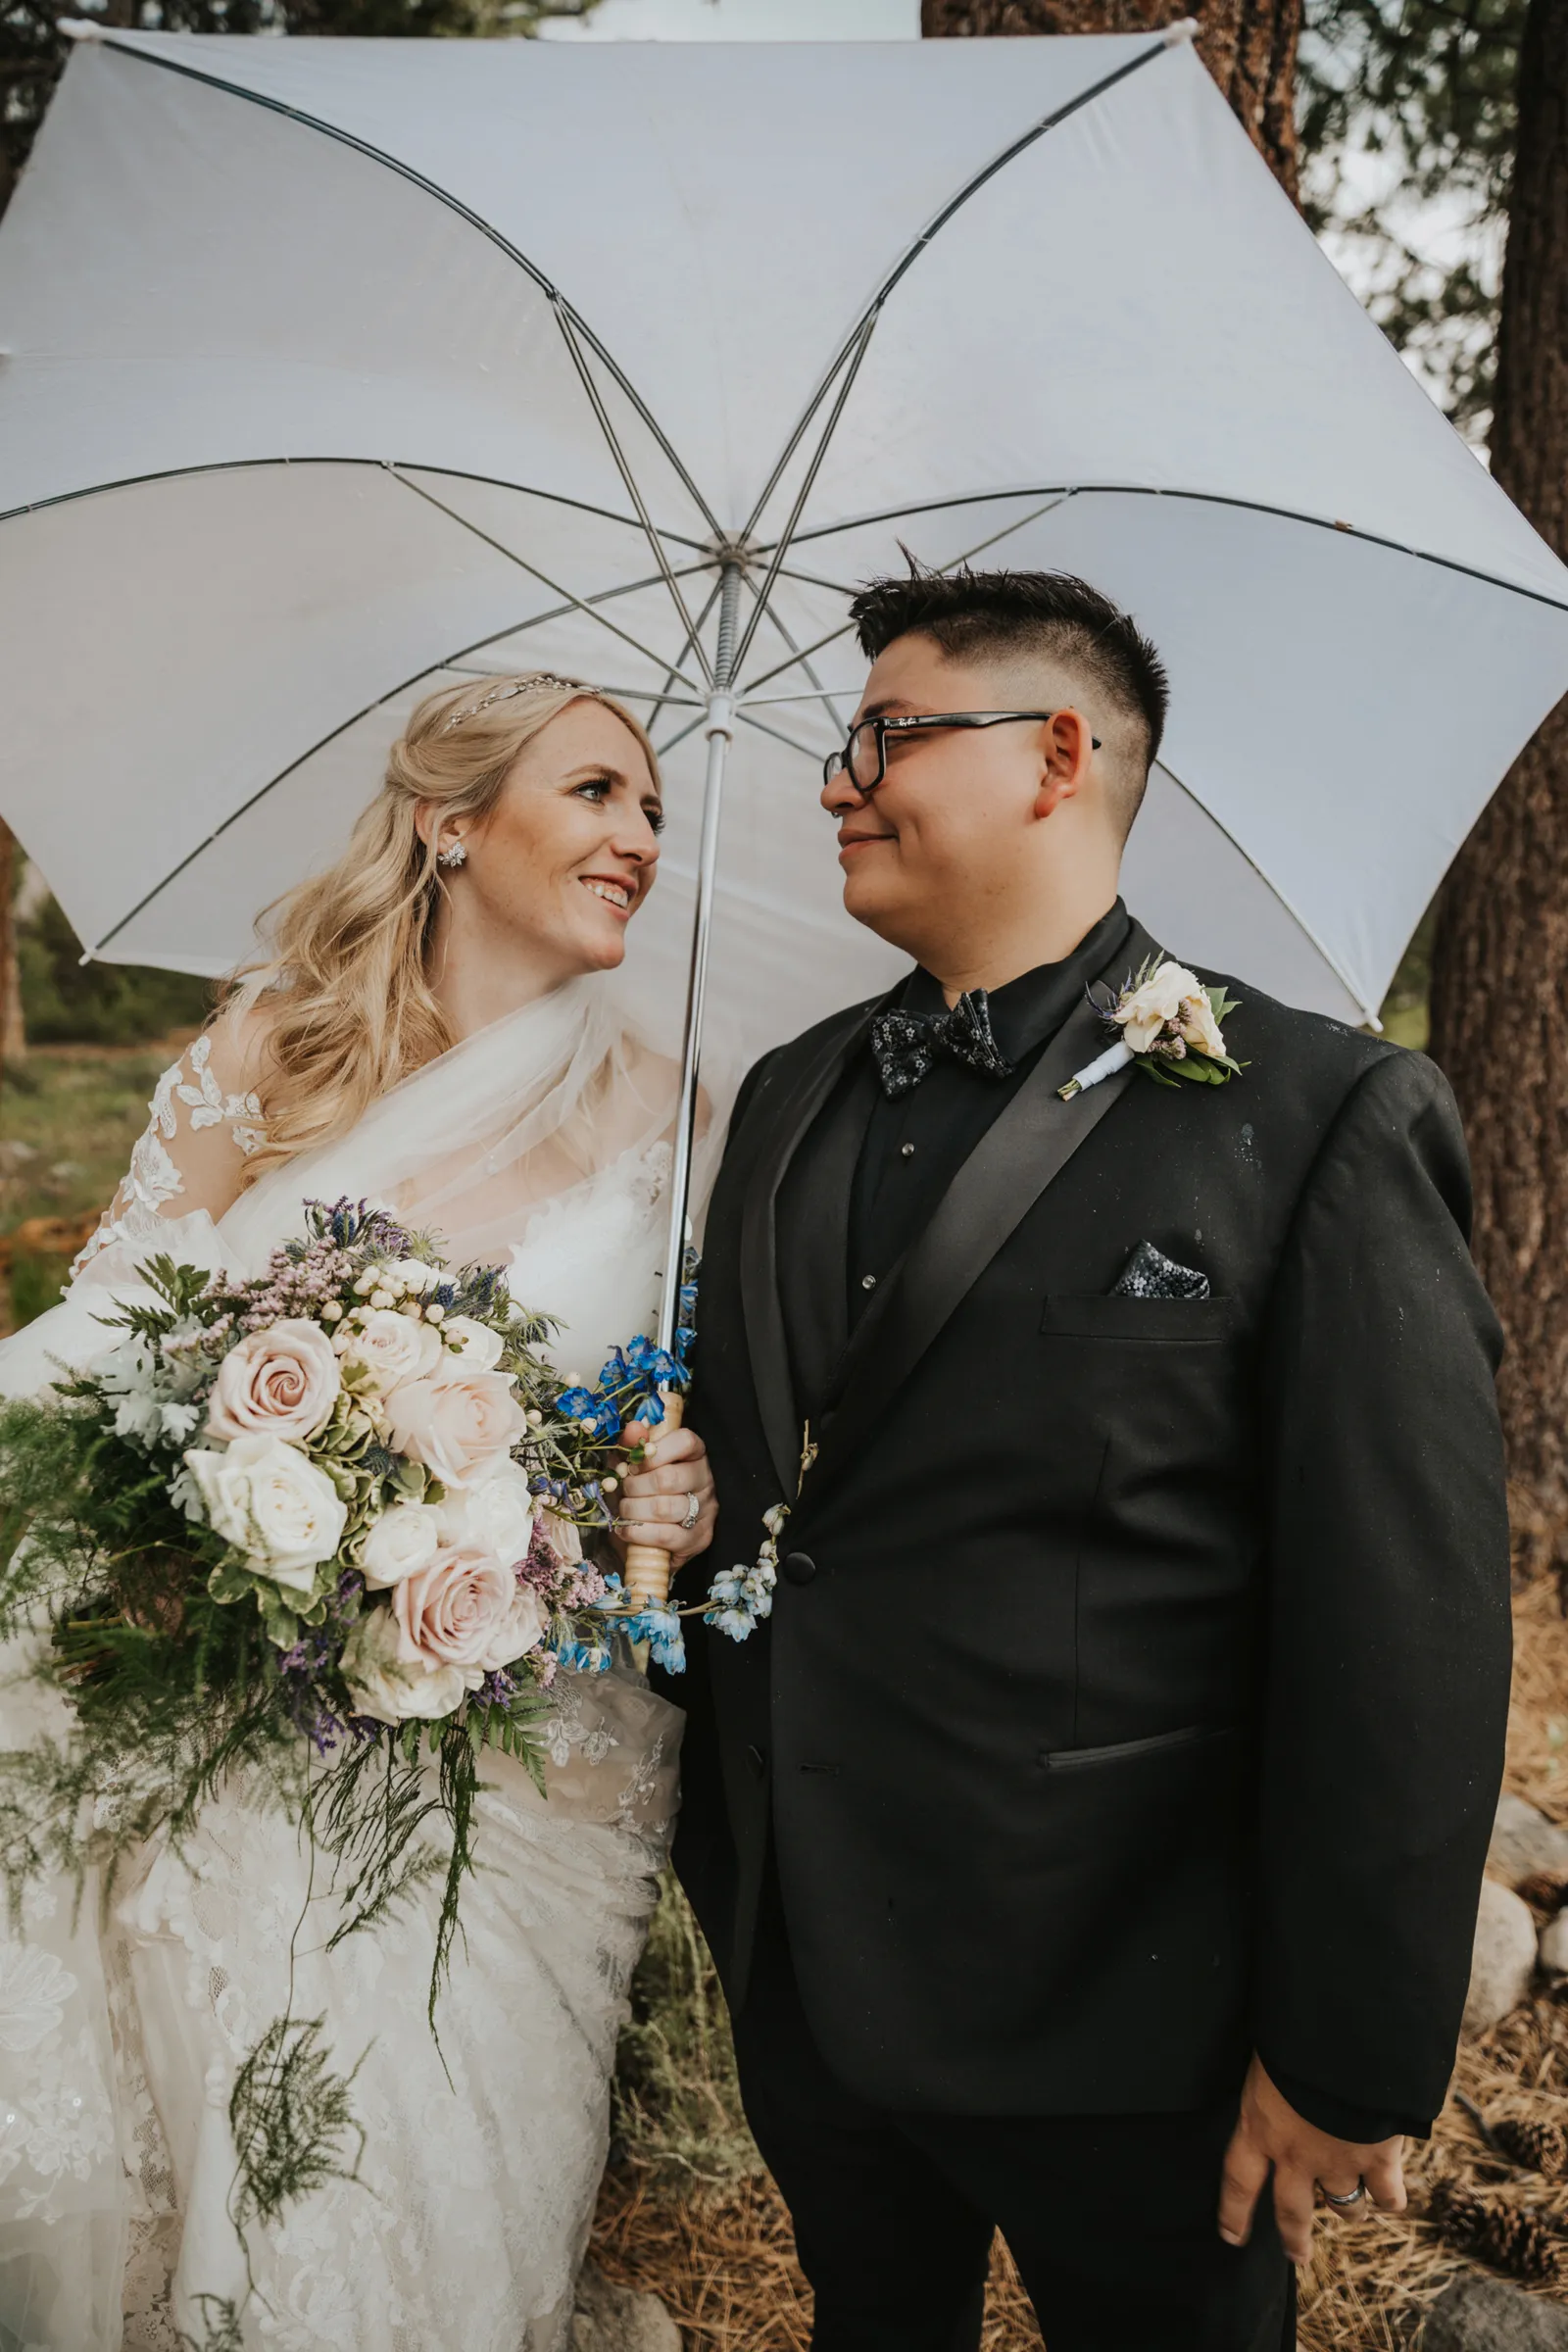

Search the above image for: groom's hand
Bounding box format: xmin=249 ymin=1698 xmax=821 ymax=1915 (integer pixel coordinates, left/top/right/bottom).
xmin=612 ymin=1420 xmax=717 ymax=1568
xmin=1218 ymin=2054 xmax=1406 ymax=2265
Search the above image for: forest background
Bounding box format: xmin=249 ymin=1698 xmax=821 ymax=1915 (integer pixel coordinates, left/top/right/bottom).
xmin=1 ymin=1 xmax=1566 ymax=2345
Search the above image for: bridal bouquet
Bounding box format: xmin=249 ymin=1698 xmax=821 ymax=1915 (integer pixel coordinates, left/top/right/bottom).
xmin=0 ymin=1199 xmax=688 ymax=2236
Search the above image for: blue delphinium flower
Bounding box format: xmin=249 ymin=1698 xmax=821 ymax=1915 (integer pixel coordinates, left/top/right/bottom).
xmin=558 ymin=1387 xmax=622 ymax=1444
xmin=554 ymin=1637 xmax=612 ymax=1676
xmin=620 ymin=1604 xmax=686 ymax=1674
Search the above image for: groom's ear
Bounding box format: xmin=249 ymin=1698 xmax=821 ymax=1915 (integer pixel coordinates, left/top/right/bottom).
xmin=1032 ymin=709 xmax=1095 ymax=821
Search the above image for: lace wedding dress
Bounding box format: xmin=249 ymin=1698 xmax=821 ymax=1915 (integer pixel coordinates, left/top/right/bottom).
xmin=0 ymin=977 xmax=717 ymax=2352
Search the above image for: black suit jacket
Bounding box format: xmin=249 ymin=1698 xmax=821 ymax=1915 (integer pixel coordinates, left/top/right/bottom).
xmin=669 ymin=918 xmax=1511 ymax=2129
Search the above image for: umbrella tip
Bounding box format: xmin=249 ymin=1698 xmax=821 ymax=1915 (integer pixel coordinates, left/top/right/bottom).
xmin=1162 ymin=16 xmax=1199 ymax=40
xmin=58 ymin=17 xmax=103 ymax=36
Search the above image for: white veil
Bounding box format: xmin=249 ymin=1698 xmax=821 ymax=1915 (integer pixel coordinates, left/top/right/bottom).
xmin=220 ymin=972 xmax=725 ymax=1373
xmin=2 ymin=972 xmax=727 ymax=1398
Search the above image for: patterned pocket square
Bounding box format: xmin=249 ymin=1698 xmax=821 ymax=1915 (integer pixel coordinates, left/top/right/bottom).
xmin=1111 ymin=1241 xmax=1211 ymax=1301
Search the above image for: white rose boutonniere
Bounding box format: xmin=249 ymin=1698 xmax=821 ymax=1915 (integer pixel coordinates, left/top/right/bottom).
xmin=1059 ymin=956 xmax=1245 ymax=1101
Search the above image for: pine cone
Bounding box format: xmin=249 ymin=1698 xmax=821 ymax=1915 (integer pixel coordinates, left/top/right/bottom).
xmin=1492 ymin=2114 xmax=1568 ymax=2180
xmin=1428 ymin=2180 xmax=1561 ymax=2283
xmin=1515 ymin=1870 xmax=1568 ymax=1912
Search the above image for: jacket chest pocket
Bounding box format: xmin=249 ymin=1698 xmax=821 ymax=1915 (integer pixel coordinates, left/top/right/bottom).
xmin=1038 ymin=1295 xmax=1248 ymax=1483
xmin=1038 ymin=1296 xmax=1238 ymax=1344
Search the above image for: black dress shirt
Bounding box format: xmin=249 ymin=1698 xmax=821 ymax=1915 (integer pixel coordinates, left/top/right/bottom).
xmin=846 ymin=899 xmax=1133 ymax=1318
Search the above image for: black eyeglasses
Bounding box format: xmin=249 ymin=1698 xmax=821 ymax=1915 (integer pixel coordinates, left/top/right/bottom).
xmin=822 ymin=710 xmax=1102 ymax=795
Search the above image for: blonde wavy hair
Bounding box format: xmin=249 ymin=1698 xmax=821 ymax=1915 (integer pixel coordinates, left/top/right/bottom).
xmin=225 ymin=673 xmax=662 ymax=1182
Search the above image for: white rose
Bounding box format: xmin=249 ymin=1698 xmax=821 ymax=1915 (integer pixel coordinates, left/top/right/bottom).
xmin=1116 ymin=961 xmax=1205 ymax=1054
xmin=439 ymin=1315 xmax=505 ymax=1372
xmin=183 ymin=1436 xmax=347 ymax=1592
xmin=434 ymin=1466 xmax=536 ymax=1565
xmin=340 ymin=1599 xmax=464 ymax=1723
xmin=360 ymin=1500 xmax=443 ymax=1590
xmin=1175 ymin=987 xmax=1226 ymax=1059
xmin=390 ymin=1258 xmax=440 ymax=1295
xmin=384 ymin=1369 xmax=526 ymax=1489
xmin=337 ymin=1306 xmax=444 ymax=1394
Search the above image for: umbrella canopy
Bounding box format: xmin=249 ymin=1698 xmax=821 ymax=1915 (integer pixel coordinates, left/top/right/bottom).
xmin=1 ymin=24 xmax=1566 ymax=1063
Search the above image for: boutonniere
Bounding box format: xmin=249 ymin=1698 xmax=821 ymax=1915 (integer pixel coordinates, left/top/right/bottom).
xmin=1058 ymin=957 xmax=1245 ymax=1101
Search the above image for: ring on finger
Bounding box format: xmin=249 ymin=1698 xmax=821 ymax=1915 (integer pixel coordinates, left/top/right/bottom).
xmin=680 ymin=1491 xmax=701 ymax=1532
xmin=1321 ymin=2179 xmax=1366 ymax=2209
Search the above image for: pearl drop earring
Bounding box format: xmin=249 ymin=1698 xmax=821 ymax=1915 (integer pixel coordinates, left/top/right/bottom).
xmin=437 ymin=840 xmax=467 ymax=871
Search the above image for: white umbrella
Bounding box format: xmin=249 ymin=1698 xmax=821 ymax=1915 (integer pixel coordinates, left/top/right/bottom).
xmin=1 ymin=24 xmax=1566 ymax=1348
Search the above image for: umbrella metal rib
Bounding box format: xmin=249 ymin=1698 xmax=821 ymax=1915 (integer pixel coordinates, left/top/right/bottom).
xmin=87 ymin=568 xmax=710 ymax=958
xmin=552 ymin=301 xmax=715 ymax=684
xmin=729 ymin=312 xmax=881 ymax=681
xmin=386 ymin=464 xmax=708 ymax=694
xmin=777 ymin=482 xmax=1568 ymax=618
xmin=736 ymin=493 xmax=1082 ymax=705
xmin=64 ymin=25 xmax=723 ymax=549
xmin=1151 ymin=757 xmax=1380 ymax=1025
xmin=735 ymin=30 xmax=1179 ymax=553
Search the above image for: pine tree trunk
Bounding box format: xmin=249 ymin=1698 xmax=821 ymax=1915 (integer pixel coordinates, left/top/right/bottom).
xmin=920 ymin=0 xmax=1299 ymax=198
xmin=1428 ymin=0 xmax=1568 ymax=1549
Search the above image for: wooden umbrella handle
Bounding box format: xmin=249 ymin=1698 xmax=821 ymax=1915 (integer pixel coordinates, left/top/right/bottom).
xmin=622 ymin=1389 xmax=685 ymax=1613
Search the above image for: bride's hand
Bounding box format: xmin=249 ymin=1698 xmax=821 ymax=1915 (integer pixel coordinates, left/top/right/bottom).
xmin=612 ymin=1421 xmax=716 ymax=1569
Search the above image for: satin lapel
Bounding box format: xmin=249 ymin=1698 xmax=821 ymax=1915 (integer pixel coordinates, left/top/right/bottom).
xmin=806 ymin=924 xmax=1159 ymax=1499
xmin=737 ymin=996 xmax=887 ymax=1497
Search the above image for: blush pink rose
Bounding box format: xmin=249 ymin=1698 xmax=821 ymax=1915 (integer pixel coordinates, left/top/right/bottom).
xmin=206 ymin=1318 xmax=341 ymax=1445
xmin=383 ymin=1369 xmax=526 ymax=1489
xmin=391 ymin=1544 xmax=548 ymax=1684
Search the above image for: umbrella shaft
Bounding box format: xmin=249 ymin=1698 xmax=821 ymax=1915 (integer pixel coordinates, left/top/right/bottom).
xmin=656 ymin=560 xmax=744 ymax=1355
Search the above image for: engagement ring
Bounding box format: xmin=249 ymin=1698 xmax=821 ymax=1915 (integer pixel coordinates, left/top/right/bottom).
xmin=681 ymin=1491 xmax=702 ymax=1532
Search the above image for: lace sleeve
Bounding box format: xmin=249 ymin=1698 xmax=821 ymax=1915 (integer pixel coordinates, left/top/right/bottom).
xmin=72 ymin=1025 xmax=266 ymax=1279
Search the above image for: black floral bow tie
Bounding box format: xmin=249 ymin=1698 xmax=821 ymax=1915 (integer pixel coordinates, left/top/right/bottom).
xmin=868 ymin=990 xmax=1016 ymax=1099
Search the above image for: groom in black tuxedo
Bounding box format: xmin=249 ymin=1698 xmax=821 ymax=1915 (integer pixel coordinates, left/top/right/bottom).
xmin=665 ymin=566 xmax=1511 ymax=2349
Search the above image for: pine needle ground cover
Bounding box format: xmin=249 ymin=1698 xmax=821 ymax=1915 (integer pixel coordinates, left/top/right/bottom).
xmin=593 ymin=1579 xmax=1568 ymax=2347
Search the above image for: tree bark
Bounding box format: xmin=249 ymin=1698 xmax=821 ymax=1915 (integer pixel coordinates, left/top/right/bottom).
xmin=920 ymin=0 xmax=1299 ymax=199
xmin=1428 ymin=0 xmax=1568 ymax=1551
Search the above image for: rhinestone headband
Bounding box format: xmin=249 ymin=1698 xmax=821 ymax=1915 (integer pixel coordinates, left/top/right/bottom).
xmin=439 ymin=673 xmax=584 ymax=735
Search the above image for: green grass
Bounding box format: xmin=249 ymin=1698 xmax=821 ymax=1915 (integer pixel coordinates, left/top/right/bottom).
xmin=0 ymin=1042 xmax=190 ymax=1328
xmin=612 ymin=1875 xmax=760 ymax=2183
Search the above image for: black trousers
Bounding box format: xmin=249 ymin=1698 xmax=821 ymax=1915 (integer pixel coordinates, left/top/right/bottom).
xmin=731 ymin=1893 xmax=1295 ymax=2352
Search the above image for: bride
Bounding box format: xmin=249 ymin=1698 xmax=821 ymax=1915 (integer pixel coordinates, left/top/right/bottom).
xmin=0 ymin=673 xmax=723 ymax=2351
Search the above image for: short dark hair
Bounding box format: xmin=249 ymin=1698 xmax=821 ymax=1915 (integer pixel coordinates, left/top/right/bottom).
xmin=849 ymin=564 xmax=1169 ymax=774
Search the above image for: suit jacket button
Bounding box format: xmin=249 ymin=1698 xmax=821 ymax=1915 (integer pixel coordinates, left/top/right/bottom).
xmin=782 ymin=1550 xmax=817 ymax=1586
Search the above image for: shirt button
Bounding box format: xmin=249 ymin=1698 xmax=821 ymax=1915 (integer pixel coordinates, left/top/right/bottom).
xmin=860 ymin=1273 xmax=877 ymax=1291
xmin=901 ymin=1142 xmax=915 ymax=1158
